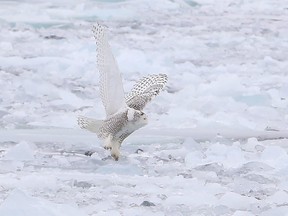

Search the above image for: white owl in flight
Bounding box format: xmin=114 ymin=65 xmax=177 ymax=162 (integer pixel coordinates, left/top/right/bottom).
xmin=78 ymin=23 xmax=167 ymax=161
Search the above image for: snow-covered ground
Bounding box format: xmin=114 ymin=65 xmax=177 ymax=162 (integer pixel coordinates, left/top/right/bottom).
xmin=0 ymin=0 xmax=288 ymax=215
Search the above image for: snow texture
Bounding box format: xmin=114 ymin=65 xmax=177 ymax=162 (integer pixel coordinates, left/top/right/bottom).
xmin=0 ymin=0 xmax=288 ymax=215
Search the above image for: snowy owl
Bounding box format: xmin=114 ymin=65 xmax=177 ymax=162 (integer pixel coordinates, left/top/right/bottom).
xmin=78 ymin=24 xmax=168 ymax=160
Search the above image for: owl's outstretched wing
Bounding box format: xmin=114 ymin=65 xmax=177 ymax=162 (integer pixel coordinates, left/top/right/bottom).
xmin=93 ymin=24 xmax=126 ymax=117
xmin=125 ymin=74 xmax=168 ymax=111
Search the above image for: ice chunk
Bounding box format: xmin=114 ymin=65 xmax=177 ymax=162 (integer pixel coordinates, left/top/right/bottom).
xmin=118 ymin=49 xmax=150 ymax=75
xmin=4 ymin=141 xmax=35 ymax=161
xmin=233 ymin=210 xmax=254 ymax=216
xmin=205 ymin=143 xmax=245 ymax=168
xmin=185 ymin=151 xmax=205 ymax=167
xmin=73 ymin=180 xmax=93 ymax=189
xmin=248 ymin=106 xmax=279 ymax=119
xmin=241 ymin=137 xmax=261 ymax=152
xmin=268 ymin=88 xmax=287 ymax=108
xmin=0 ymin=160 xmax=24 ymax=172
xmin=234 ymin=94 xmax=270 ymax=106
xmin=0 ymin=190 xmax=88 ymax=216
xmin=165 ymin=193 xmax=217 ymax=207
xmin=218 ymin=192 xmax=259 ymax=209
xmin=261 ymin=206 xmax=288 ymax=216
xmin=183 ymin=0 xmax=200 ymax=7
xmin=197 ymin=74 xmax=244 ymax=97
xmin=265 ymin=190 xmax=288 ymax=205
xmin=183 ymin=138 xmax=201 ymax=151
xmin=261 ymin=146 xmax=288 ymax=169
xmin=165 ymin=187 xmax=217 ymax=207
xmin=96 ymin=210 xmax=121 ymax=216
xmin=141 ymin=201 xmax=156 ymax=207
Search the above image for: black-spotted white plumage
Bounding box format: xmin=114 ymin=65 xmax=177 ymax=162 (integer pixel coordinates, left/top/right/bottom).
xmin=125 ymin=74 xmax=168 ymax=110
xmin=78 ymin=23 xmax=168 ymax=160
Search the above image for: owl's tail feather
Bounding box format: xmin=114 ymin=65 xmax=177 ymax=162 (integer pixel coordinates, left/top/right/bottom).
xmin=77 ymin=116 xmax=103 ymax=135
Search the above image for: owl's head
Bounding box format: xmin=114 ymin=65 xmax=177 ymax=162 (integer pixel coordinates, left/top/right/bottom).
xmin=138 ymin=111 xmax=148 ymax=125
xmin=128 ymin=109 xmax=148 ymax=126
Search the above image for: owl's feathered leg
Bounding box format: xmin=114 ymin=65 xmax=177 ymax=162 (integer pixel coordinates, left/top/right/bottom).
xmin=110 ymin=140 xmax=121 ymax=161
xmin=103 ymin=135 xmax=120 ymax=160
xmin=103 ymin=134 xmax=112 ymax=150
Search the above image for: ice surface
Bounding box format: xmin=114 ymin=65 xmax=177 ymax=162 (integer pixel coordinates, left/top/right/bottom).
xmin=0 ymin=190 xmax=87 ymax=216
xmin=96 ymin=163 xmax=142 ymax=175
xmin=0 ymin=0 xmax=288 ymax=215
xmin=233 ymin=211 xmax=255 ymax=216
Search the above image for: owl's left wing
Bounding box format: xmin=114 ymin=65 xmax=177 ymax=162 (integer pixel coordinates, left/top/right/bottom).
xmin=125 ymin=74 xmax=168 ymax=111
xmin=93 ymin=24 xmax=126 ymax=117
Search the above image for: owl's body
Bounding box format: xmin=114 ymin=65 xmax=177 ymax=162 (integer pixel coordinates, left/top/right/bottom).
xmin=78 ymin=24 xmax=167 ymax=160
xmin=100 ymin=110 xmax=147 ymax=141
xmin=78 ymin=108 xmax=148 ymax=160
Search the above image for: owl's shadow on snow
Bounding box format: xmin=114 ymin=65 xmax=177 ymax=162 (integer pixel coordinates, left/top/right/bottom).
xmin=84 ymin=147 xmax=145 ymax=176
xmin=86 ymin=146 xmax=145 ymax=162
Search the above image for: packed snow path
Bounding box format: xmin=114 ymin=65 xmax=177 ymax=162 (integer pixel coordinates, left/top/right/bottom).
xmin=0 ymin=0 xmax=288 ymax=215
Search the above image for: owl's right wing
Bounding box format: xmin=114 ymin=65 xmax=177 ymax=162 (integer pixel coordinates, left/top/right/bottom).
xmin=93 ymin=24 xmax=126 ymax=117
xmin=125 ymin=74 xmax=168 ymax=111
